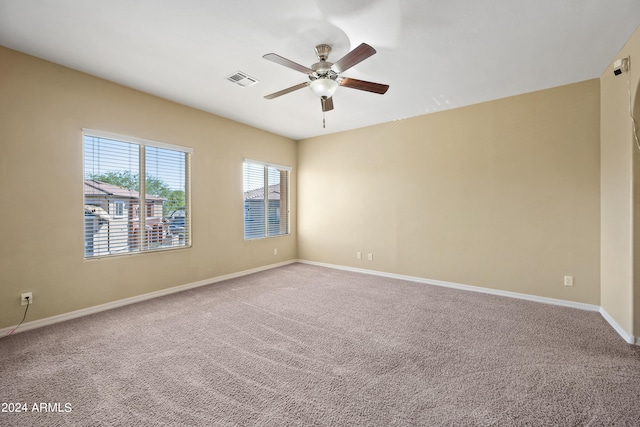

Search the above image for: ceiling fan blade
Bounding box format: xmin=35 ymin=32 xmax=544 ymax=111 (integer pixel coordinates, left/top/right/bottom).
xmin=331 ymin=43 xmax=376 ymax=73
xmin=340 ymin=77 xmax=389 ymax=94
xmin=321 ymin=96 xmax=334 ymax=112
xmin=263 ymin=53 xmax=314 ymax=74
xmin=264 ymin=82 xmax=310 ymax=99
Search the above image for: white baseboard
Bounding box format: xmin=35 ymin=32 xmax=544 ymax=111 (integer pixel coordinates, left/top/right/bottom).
xmin=599 ymin=307 xmax=636 ymax=345
xmin=297 ymin=260 xmax=639 ymax=345
xmin=1 ymin=260 xmax=296 ymax=337
xmin=297 ymin=260 xmax=600 ymax=312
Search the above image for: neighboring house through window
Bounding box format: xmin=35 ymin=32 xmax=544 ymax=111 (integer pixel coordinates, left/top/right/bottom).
xmin=83 ymin=129 xmax=192 ymax=259
xmin=243 ymin=160 xmax=290 ymax=240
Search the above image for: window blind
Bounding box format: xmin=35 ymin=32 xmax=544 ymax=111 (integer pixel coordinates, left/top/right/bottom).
xmin=243 ymin=160 xmax=290 ymax=240
xmin=83 ymin=129 xmax=191 ymax=259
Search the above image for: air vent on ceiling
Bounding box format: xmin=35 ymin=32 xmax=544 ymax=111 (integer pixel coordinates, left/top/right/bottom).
xmin=225 ymin=71 xmax=259 ymax=88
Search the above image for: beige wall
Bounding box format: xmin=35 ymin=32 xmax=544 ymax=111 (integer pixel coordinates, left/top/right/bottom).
xmin=635 ymin=87 xmax=640 ymax=337
xmin=298 ymin=80 xmax=601 ymax=304
xmin=0 ymin=47 xmax=297 ymax=329
xmin=600 ymin=27 xmax=640 ymax=337
xmin=600 ymin=26 xmax=640 ymax=337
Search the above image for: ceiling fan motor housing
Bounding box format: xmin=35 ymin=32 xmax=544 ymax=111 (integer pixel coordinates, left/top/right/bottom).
xmin=314 ymin=44 xmax=331 ymax=61
xmin=311 ymin=44 xmax=336 ymax=80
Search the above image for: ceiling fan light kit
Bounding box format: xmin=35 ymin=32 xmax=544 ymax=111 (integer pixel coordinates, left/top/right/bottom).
xmin=310 ymin=78 xmax=338 ymax=98
xmin=263 ymin=42 xmax=389 ymax=128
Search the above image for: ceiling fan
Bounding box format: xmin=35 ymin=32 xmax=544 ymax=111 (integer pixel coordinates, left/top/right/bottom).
xmin=263 ymin=43 xmax=389 ymax=127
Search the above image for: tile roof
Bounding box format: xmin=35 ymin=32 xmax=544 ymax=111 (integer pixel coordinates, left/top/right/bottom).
xmin=84 ymin=180 xmax=165 ymax=201
xmin=244 ymin=184 xmax=281 ymax=201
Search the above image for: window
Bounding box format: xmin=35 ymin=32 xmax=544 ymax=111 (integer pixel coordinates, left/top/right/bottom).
xmin=243 ymin=160 xmax=290 ymax=239
xmin=83 ymin=129 xmax=192 ymax=259
xmin=113 ymin=201 xmax=125 ymax=218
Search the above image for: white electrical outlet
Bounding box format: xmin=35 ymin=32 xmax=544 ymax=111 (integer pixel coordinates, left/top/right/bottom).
xmin=564 ymin=276 xmax=574 ymax=287
xmin=21 ymin=292 xmax=33 ymax=305
xmin=356 ymin=252 xmax=362 ymax=259
xmin=367 ymin=253 xmax=373 ymax=261
xmin=273 ymin=248 xmax=278 ymax=255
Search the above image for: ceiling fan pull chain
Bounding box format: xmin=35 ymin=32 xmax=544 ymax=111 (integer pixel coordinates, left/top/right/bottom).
xmin=323 ymin=110 xmax=326 ymax=128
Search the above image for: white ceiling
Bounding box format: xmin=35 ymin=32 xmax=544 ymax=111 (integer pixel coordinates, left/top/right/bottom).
xmin=1 ymin=1 xmax=639 ymax=140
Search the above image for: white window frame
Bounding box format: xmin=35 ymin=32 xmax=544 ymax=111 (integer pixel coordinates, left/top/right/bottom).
xmin=113 ymin=200 xmax=125 ymax=218
xmin=83 ymin=129 xmax=193 ymax=259
xmin=243 ymin=159 xmax=291 ymax=240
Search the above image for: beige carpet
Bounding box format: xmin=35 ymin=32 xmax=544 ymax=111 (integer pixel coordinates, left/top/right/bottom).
xmin=1 ymin=263 xmax=639 ymax=426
